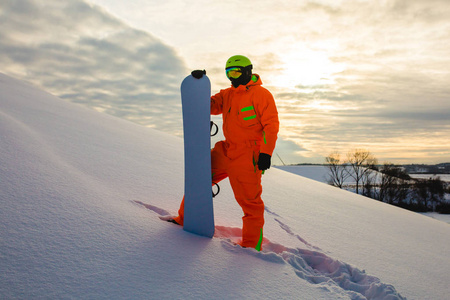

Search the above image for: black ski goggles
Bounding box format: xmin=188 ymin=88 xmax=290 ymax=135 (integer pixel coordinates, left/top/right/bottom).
xmin=226 ymin=67 xmax=243 ymax=79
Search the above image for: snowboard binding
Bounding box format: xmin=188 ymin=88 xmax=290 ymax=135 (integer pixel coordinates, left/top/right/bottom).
xmin=210 ymin=121 xmax=218 ymax=136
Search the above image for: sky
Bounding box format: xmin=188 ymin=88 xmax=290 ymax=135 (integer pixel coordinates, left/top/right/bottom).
xmin=1 ymin=0 xmax=449 ymax=164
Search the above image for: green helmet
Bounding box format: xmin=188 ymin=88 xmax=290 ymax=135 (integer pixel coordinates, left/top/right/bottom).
xmin=225 ymin=55 xmax=252 ymax=69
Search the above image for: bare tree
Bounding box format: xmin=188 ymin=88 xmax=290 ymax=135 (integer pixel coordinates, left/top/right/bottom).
xmin=378 ymin=163 xmax=410 ymax=205
xmin=325 ymin=151 xmax=349 ymax=188
xmin=346 ymin=149 xmax=375 ymax=195
xmin=361 ymin=154 xmax=378 ymax=197
xmin=413 ymin=177 xmax=446 ymax=212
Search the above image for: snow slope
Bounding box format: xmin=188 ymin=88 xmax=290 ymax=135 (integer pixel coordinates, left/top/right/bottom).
xmin=1 ymin=73 xmax=449 ymax=299
xmin=275 ymin=165 xmax=383 ymax=186
xmin=276 ymin=166 xmax=450 ymax=224
xmin=276 ymin=165 xmax=332 ymax=183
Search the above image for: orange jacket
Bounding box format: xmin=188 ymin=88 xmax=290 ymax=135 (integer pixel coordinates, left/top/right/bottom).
xmin=211 ymin=74 xmax=279 ymax=158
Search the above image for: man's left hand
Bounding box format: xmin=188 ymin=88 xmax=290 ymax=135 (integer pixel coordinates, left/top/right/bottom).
xmin=257 ymin=153 xmax=271 ymax=171
xmin=191 ymin=70 xmax=206 ymax=79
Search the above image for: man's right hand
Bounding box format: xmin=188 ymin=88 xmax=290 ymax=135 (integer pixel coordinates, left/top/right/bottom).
xmin=191 ymin=70 xmax=206 ymax=79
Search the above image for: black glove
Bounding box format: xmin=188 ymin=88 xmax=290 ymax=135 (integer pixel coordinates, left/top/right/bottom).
xmin=257 ymin=153 xmax=271 ymax=171
xmin=191 ymin=70 xmax=206 ymax=79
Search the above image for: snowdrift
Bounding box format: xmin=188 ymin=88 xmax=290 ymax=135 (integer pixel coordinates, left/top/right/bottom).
xmin=1 ymin=73 xmax=449 ymax=299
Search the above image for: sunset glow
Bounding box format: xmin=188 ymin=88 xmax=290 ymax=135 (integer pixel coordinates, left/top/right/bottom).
xmin=2 ymin=0 xmax=449 ymax=164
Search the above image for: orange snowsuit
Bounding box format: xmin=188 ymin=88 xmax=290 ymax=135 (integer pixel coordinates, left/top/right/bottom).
xmin=174 ymin=74 xmax=279 ymax=250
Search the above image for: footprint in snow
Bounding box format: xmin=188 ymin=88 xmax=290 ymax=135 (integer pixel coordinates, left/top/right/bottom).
xmin=134 ymin=200 xmax=405 ymax=300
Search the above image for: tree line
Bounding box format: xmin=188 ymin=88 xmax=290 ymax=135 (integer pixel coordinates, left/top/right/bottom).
xmin=325 ymin=149 xmax=450 ymax=213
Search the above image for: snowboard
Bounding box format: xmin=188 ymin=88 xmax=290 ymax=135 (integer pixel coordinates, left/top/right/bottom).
xmin=180 ymin=74 xmax=214 ymax=238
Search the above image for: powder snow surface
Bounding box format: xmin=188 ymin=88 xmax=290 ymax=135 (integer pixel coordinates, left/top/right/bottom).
xmin=1 ymin=73 xmax=449 ymax=299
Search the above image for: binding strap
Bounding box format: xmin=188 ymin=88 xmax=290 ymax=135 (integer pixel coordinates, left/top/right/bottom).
xmin=210 ymin=121 xmax=218 ymax=136
xmin=212 ymin=182 xmax=220 ymax=198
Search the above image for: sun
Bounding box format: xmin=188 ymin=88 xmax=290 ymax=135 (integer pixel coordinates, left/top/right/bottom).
xmin=268 ymin=44 xmax=345 ymax=90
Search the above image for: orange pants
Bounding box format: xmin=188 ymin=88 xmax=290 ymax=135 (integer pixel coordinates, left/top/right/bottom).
xmin=174 ymin=141 xmax=265 ymax=250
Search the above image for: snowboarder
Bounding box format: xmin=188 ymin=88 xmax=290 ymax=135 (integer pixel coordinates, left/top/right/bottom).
xmin=172 ymin=55 xmax=279 ymax=251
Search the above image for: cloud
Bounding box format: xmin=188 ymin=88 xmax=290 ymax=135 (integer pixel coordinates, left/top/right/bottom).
xmin=0 ymin=0 xmax=188 ymax=134
xmin=2 ymin=0 xmax=449 ymax=164
xmin=253 ymin=0 xmax=450 ymax=163
xmin=272 ymin=71 xmax=450 ymax=163
xmin=272 ymin=137 xmax=310 ymax=165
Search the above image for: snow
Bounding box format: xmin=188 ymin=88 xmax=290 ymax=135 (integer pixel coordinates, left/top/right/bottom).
xmin=276 ymin=165 xmax=332 ymax=183
xmin=276 ymin=165 xmax=450 ymax=224
xmin=1 ymin=73 xmax=449 ymax=299
xmin=410 ymin=174 xmax=450 ymax=183
xmin=421 ymin=212 xmax=450 ymax=224
xmin=275 ymin=165 xmax=383 ymax=186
